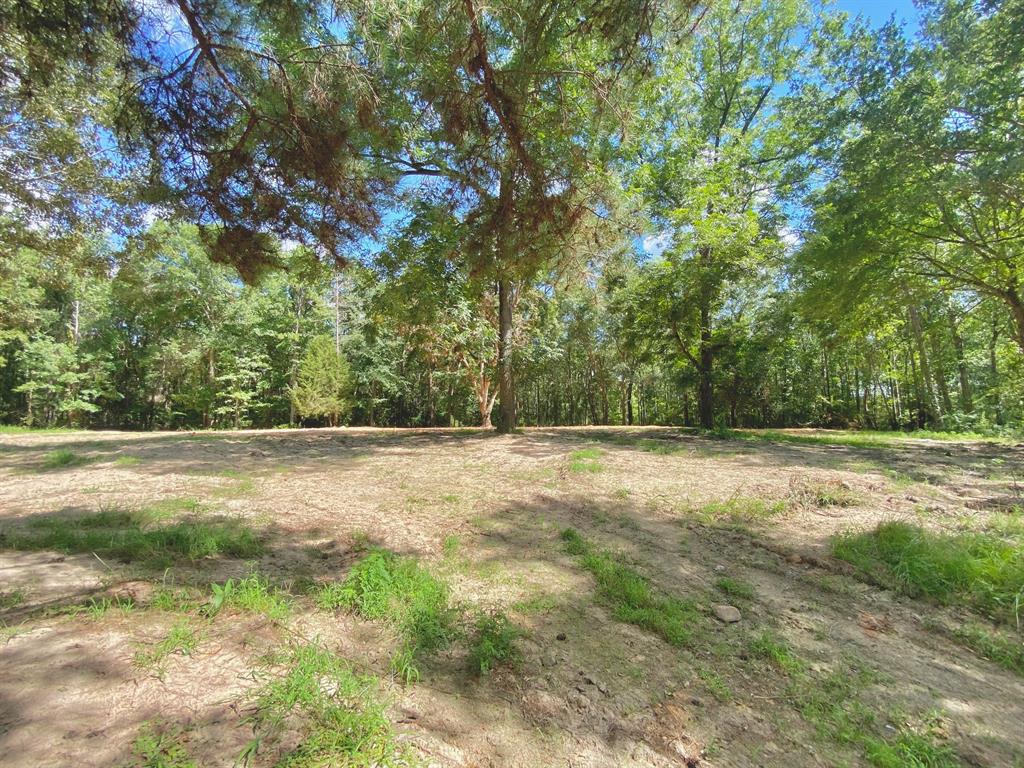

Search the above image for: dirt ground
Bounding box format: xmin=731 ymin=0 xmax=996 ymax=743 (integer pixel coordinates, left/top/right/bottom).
xmin=1 ymin=426 xmax=1022 ymax=767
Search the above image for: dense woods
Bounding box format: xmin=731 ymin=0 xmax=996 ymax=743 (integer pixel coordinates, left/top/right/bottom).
xmin=1 ymin=0 xmax=1022 ymax=433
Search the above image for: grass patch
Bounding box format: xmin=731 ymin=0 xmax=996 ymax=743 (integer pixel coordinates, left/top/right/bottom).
xmin=467 ymin=610 xmax=522 ymax=675
xmin=65 ymin=595 xmax=135 ymax=619
xmin=561 ymin=528 xmax=700 ymax=647
xmin=114 ymin=455 xmax=142 ymax=467
xmin=695 ymin=665 xmax=733 ymax=702
xmin=747 ymin=632 xmax=959 ymax=766
xmin=134 ymin=618 xmax=200 ymax=676
xmin=241 ymin=643 xmax=409 ymax=767
xmin=207 ymin=573 xmax=290 ymax=621
xmin=151 ymin=587 xmax=198 ymax=613
xmin=0 ymin=508 xmax=261 ymax=567
xmin=317 ymin=549 xmax=457 ymax=682
xmin=129 ymin=721 xmax=197 ymax=768
xmin=0 ymin=589 xmax=25 ymax=610
xmin=749 ymin=631 xmax=805 ymax=674
xmin=690 ymin=496 xmax=786 ymax=522
xmin=832 ymin=521 xmax=1024 ymax=625
xmin=946 ymin=622 xmax=1024 ymax=675
xmin=715 ymin=577 xmax=756 ymax=601
xmin=569 ymin=448 xmax=604 ymax=473
xmin=725 ymin=428 xmax=1013 ymax=449
xmin=40 ymin=448 xmax=89 ymax=470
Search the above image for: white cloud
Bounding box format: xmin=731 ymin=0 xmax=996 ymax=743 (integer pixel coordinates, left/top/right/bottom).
xmin=642 ymin=231 xmax=673 ymax=258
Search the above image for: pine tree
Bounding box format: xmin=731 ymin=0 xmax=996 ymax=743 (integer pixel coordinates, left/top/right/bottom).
xmin=290 ymin=336 xmax=353 ymax=427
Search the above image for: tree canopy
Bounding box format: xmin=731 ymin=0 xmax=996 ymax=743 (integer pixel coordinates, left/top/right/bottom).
xmin=1 ymin=0 xmax=1022 ymax=434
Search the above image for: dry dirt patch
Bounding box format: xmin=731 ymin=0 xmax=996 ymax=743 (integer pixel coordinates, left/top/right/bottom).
xmin=1 ymin=426 xmax=1021 ymax=767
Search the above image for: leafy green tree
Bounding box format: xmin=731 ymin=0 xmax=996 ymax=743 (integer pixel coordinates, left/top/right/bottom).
xmin=632 ymin=0 xmax=806 ymax=427
xmin=291 ymin=336 xmax=353 ymax=427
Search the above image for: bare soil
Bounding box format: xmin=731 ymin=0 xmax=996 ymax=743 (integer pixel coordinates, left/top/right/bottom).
xmin=1 ymin=426 xmax=1022 ymax=767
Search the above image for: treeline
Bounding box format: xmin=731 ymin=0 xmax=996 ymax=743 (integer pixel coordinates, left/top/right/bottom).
xmin=1 ymin=0 xmax=1021 ymax=433
xmin=2 ymin=221 xmax=1019 ymax=431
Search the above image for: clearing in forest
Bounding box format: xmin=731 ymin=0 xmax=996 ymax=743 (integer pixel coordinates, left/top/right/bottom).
xmin=0 ymin=426 xmax=1022 ymax=767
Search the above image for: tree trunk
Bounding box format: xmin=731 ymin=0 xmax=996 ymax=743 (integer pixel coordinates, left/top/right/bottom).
xmin=948 ymin=313 xmax=972 ymax=412
xmin=626 ymin=377 xmax=634 ymax=426
xmin=908 ymin=305 xmax=939 ymax=423
xmin=496 ymin=278 xmax=516 ymax=433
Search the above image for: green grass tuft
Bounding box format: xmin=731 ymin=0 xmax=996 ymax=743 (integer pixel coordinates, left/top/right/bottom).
xmin=0 ymin=508 xmax=261 ymax=567
xmin=242 ymin=643 xmax=410 ymax=767
xmin=129 ymin=721 xmax=198 ymax=768
xmin=467 ymin=610 xmax=522 ymax=675
xmin=134 ymin=618 xmax=201 ymax=676
xmin=569 ymin=447 xmax=604 ymax=472
xmin=749 ymin=631 xmax=804 ymax=674
xmin=692 ymin=496 xmax=787 ymax=521
xmin=206 ymin=573 xmax=290 ymax=621
xmin=318 ymin=549 xmax=457 ymax=677
xmin=715 ymin=577 xmax=756 ymax=601
xmin=561 ymin=528 xmax=700 ymax=647
xmin=41 ymin=448 xmax=88 ymax=470
xmin=832 ymin=521 xmax=1024 ymax=625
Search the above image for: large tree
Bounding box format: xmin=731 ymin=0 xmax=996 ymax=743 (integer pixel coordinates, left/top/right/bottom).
xmin=632 ymin=0 xmax=806 ymax=427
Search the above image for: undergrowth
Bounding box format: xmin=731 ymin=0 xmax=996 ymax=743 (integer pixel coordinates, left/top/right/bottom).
xmin=561 ymin=527 xmax=700 ymax=647
xmin=0 ymin=508 xmax=261 ymax=567
xmin=241 ymin=643 xmax=412 ymax=767
xmin=832 ymin=520 xmax=1024 ymax=625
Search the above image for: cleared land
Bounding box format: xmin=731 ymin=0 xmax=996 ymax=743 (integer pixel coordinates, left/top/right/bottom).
xmin=0 ymin=426 xmax=1022 ymax=767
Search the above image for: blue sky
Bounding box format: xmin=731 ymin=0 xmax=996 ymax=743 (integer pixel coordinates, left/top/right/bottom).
xmin=834 ymin=0 xmax=920 ymax=28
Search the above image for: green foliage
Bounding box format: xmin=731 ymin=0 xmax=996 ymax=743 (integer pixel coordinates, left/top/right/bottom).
xmin=715 ymin=577 xmax=756 ymax=601
xmin=467 ymin=611 xmax=523 ymax=675
xmin=290 ymin=335 xmax=353 ymax=426
xmin=561 ymin=528 xmax=700 ymax=647
xmin=948 ymin=623 xmax=1024 ymax=677
xmin=318 ymin=550 xmax=457 ymax=674
xmin=41 ymin=448 xmax=87 ymax=469
xmin=129 ymin=721 xmax=198 ymax=768
xmin=206 ymin=574 xmax=290 ymax=621
xmin=748 ymin=631 xmax=804 ymax=674
xmin=0 ymin=509 xmax=261 ymax=567
xmin=133 ymin=618 xmax=201 ymax=675
xmin=691 ymin=497 xmax=787 ymax=521
xmin=832 ymin=522 xmax=1024 ymax=625
xmin=242 ymin=644 xmax=409 ymax=767
xmin=568 ymin=447 xmax=604 ymax=472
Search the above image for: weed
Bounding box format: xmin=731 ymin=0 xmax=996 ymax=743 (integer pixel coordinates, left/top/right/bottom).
xmin=114 ymin=455 xmax=142 ymax=467
xmin=467 ymin=611 xmax=522 ymax=674
xmin=442 ymin=534 xmax=460 ymax=557
xmin=748 ymin=631 xmax=804 ymax=674
xmin=691 ymin=497 xmax=786 ymax=522
xmin=0 ymin=508 xmax=261 ymax=567
xmin=41 ymin=448 xmax=88 ymax=470
xmin=151 ymin=587 xmax=197 ymax=613
xmin=129 ymin=721 xmax=197 ymax=768
xmin=715 ymin=577 xmax=756 ymax=601
xmin=0 ymin=589 xmax=25 ymax=610
xmin=569 ymin=448 xmax=604 ymax=473
xmin=832 ymin=521 xmax=1024 ymax=625
xmin=696 ymin=665 xmax=733 ymax=702
xmin=561 ymin=528 xmax=700 ymax=647
xmin=242 ymin=643 xmax=409 ymax=767
xmin=613 ymin=487 xmax=631 ymax=500
xmin=948 ymin=622 xmax=1024 ymax=675
xmin=318 ymin=549 xmax=457 ymax=674
xmin=65 ymin=595 xmax=134 ymax=619
xmin=134 ymin=618 xmax=200 ymax=676
xmin=207 ymin=573 xmax=290 ymax=621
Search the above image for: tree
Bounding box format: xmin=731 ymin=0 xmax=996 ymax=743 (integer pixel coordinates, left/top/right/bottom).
xmin=291 ymin=336 xmax=353 ymax=427
xmin=801 ymin=0 xmax=1024 ymax=352
xmin=632 ymin=0 xmax=806 ymax=427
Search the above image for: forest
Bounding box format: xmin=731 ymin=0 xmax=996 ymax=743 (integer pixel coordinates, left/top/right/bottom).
xmin=2 ymin=0 xmax=1021 ymax=435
